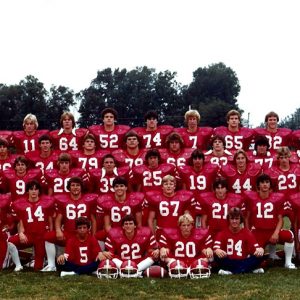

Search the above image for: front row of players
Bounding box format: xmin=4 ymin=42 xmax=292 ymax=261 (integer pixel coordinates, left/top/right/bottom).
xmin=1 ymin=172 xmax=297 ymax=277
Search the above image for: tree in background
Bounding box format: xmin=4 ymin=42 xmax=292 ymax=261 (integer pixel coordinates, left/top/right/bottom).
xmin=280 ymin=108 xmax=300 ymax=130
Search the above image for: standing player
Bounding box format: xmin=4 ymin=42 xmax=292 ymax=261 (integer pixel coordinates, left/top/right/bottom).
xmin=213 ymin=207 xmax=264 ymax=275
xmin=245 ymin=174 xmax=296 ymax=269
xmin=175 ymin=109 xmax=213 ymax=150
xmin=133 ymin=110 xmax=173 ymax=149
xmin=254 ymin=111 xmax=292 ymax=154
xmin=220 ymin=149 xmax=262 ymax=195
xmin=214 ymin=110 xmax=254 ymax=151
xmin=8 ymin=180 xmax=54 ymax=271
xmin=88 ymin=108 xmax=130 ymax=151
xmin=43 ymin=177 xmax=97 ymax=271
xmin=50 ymin=112 xmax=88 ymax=153
xmin=204 ymin=135 xmax=233 ymax=167
xmin=12 ymin=114 xmax=49 ymax=154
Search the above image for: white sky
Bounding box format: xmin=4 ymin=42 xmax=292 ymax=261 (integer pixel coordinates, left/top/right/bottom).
xmin=0 ymin=0 xmax=299 ymax=127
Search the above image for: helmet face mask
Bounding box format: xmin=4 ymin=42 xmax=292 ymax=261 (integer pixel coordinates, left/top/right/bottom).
xmin=97 ymin=259 xmax=119 ymax=279
xmin=189 ymin=259 xmax=211 ymax=279
xmin=119 ymin=260 xmax=139 ymax=278
xmin=168 ymin=260 xmax=189 ymax=279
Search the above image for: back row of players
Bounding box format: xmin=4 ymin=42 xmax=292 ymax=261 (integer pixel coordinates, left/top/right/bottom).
xmin=1 ymin=108 xmax=300 ymax=276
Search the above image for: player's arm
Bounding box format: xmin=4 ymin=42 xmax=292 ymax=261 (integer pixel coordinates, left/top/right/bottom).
xmin=18 ymin=219 xmax=28 ymax=244
xmin=201 ymin=214 xmax=208 ymax=229
xmin=54 ymin=213 xmax=64 ymax=240
xmin=135 ymin=211 xmax=142 ymax=228
xmin=244 ymin=210 xmax=250 ymax=230
xmin=103 ymin=214 xmax=111 ymax=233
xmin=91 ymin=213 xmax=97 ymax=235
xmin=148 ymin=210 xmax=156 ymax=234
xmin=269 ymin=214 xmax=283 ymax=244
xmin=48 ymin=215 xmax=54 ymax=231
xmin=48 ymin=187 xmax=53 ymax=196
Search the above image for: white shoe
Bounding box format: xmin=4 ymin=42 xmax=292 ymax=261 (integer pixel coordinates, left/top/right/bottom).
xmin=14 ymin=265 xmax=23 ymax=272
xmin=218 ymin=269 xmax=232 ymax=275
xmin=24 ymin=260 xmax=35 ymax=268
xmin=285 ymin=263 xmax=297 ymax=269
xmin=252 ymin=268 xmax=264 ymax=274
xmin=60 ymin=271 xmax=76 ymax=277
xmin=41 ymin=265 xmax=57 ymax=272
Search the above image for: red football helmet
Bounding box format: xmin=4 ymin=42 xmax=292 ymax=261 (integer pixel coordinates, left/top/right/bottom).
xmin=189 ymin=258 xmax=211 ymax=279
xmin=119 ymin=260 xmax=140 ymax=278
xmin=168 ymin=260 xmax=189 ymax=279
xmin=97 ymin=259 xmax=119 ymax=279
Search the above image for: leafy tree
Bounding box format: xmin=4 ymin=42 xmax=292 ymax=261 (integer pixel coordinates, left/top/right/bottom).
xmin=280 ymin=108 xmax=300 ymax=130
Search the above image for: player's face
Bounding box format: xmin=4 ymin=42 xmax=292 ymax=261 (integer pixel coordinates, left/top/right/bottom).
xmin=278 ymin=154 xmax=290 ymax=167
xmin=15 ymin=162 xmax=27 ymax=175
xmin=39 ymin=140 xmax=52 ymax=152
xmin=77 ymin=224 xmax=89 ymax=239
xmin=103 ymin=113 xmax=115 ymax=126
xmin=256 ymin=144 xmax=268 ymax=155
xmin=114 ymin=183 xmax=127 ymax=197
xmin=59 ymin=160 xmax=70 ymax=173
xmin=162 ymin=179 xmax=176 ymax=195
xmin=214 ymin=184 xmax=227 ymax=199
xmin=235 ymin=153 xmax=247 ymax=168
xmin=0 ymin=145 xmax=8 ymax=156
xmin=169 ymin=140 xmax=181 ymax=153
xmin=267 ymin=117 xmax=278 ymax=131
xmin=103 ymin=157 xmax=116 ymax=172
xmin=28 ymin=186 xmax=40 ymax=201
xmin=126 ymin=136 xmax=139 ymax=149
xmin=229 ymin=217 xmax=241 ymax=231
xmin=192 ymin=157 xmax=204 ymax=168
xmin=24 ymin=120 xmax=36 ymax=134
xmin=187 ymin=116 xmax=198 ymax=129
xmin=258 ymin=180 xmax=271 ymax=192
xmin=179 ymin=220 xmax=193 ymax=237
xmin=227 ymin=115 xmax=240 ymax=129
xmin=146 ymin=118 xmax=158 ymax=131
xmin=122 ymin=220 xmax=136 ymax=235
xmin=147 ymin=156 xmax=159 ymax=168
xmin=62 ymin=117 xmax=73 ymax=130
xmin=83 ymin=138 xmax=96 ymax=151
xmin=213 ymin=139 xmax=224 ymax=151
xmin=69 ymin=182 xmax=82 ymax=196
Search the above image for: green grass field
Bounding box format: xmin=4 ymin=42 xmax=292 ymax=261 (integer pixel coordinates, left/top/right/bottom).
xmin=0 ymin=265 xmax=299 ymax=300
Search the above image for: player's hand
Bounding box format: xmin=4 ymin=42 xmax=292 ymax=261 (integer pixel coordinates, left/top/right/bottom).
xmin=19 ymin=232 xmax=28 ymax=244
xmin=254 ymin=247 xmax=264 ymax=257
xmin=57 ymin=255 xmax=65 ymax=265
xmin=151 ymin=249 xmax=160 ymax=259
xmin=203 ymin=248 xmax=213 ymax=259
xmin=215 ymin=249 xmax=227 ymax=258
xmin=269 ymin=233 xmax=279 ymax=244
xmin=160 ymin=247 xmax=169 ymax=260
xmin=100 ymin=251 xmax=113 ymax=260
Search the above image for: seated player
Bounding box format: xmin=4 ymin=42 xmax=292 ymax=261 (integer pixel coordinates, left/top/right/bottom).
xmin=220 ymin=149 xmax=262 ymax=194
xmin=50 ymin=112 xmax=88 ymax=152
xmin=204 ymin=135 xmax=233 ymax=167
xmin=159 ymin=213 xmax=213 ymax=272
xmin=133 ymin=110 xmax=173 ymax=149
xmin=42 ymin=177 xmax=97 ymax=271
xmin=213 ymin=207 xmax=264 ymax=275
xmin=199 ymin=177 xmax=245 ymax=238
xmin=175 ymin=109 xmax=213 ymax=150
xmin=245 ymin=174 xmax=296 ymax=269
xmin=8 ymin=180 xmax=54 ymax=271
xmin=104 ymin=214 xmax=159 ymax=276
xmin=214 ymin=109 xmax=254 ymax=151
xmin=57 ymin=217 xmax=104 ymax=277
xmin=254 ymin=111 xmax=292 ymax=155
xmin=12 ymin=113 xmax=49 ymax=154
xmin=88 ymin=107 xmax=130 ymax=151
xmin=26 ymin=134 xmax=60 ymax=174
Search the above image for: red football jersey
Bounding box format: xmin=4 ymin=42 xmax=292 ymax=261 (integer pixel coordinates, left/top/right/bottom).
xmin=220 ymin=163 xmax=262 ymax=194
xmin=55 ymin=193 xmax=97 ymax=234
xmin=213 ymin=126 xmax=254 ymax=151
xmin=97 ymin=192 xmax=143 ymax=227
xmin=247 ymin=150 xmax=275 ymax=171
xmin=12 ymin=195 xmax=54 ymax=235
xmin=50 ymin=128 xmax=88 ymax=152
xmin=133 ymin=125 xmax=174 ymax=149
xmin=65 ymin=234 xmax=100 ymax=266
xmin=159 ymin=148 xmax=194 ymax=168
xmin=213 ymin=227 xmax=260 ymax=259
xmin=88 ymin=124 xmax=130 ymax=151
xmin=174 ymin=127 xmax=213 ymax=150
xmin=12 ymin=130 xmax=49 ymax=154
xmin=204 ymin=149 xmax=233 ymax=167
xmin=112 ymin=148 xmax=147 ymax=169
xmin=25 ymin=150 xmax=60 ymax=173
xmin=159 ymin=227 xmax=212 ymax=265
xmin=105 ymin=227 xmax=157 ymax=263
xmin=0 ymin=154 xmax=17 ymax=172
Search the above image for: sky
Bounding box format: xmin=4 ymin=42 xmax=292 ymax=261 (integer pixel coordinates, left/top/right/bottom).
xmin=0 ymin=0 xmax=299 ymax=127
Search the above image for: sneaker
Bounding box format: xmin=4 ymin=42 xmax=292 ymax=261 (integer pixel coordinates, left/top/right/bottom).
xmin=252 ymin=268 xmax=264 ymax=274
xmin=285 ymin=263 xmax=297 ymax=269
xmin=14 ymin=265 xmax=23 ymax=272
xmin=41 ymin=265 xmax=57 ymax=272
xmin=24 ymin=260 xmax=35 ymax=268
xmin=218 ymin=269 xmax=232 ymax=275
xmin=60 ymin=271 xmax=76 ymax=277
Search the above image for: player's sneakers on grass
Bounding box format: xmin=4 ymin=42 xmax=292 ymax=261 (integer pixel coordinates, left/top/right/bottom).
xmin=60 ymin=271 xmax=76 ymax=277
xmin=252 ymin=268 xmax=264 ymax=274
xmin=285 ymin=263 xmax=297 ymax=269
xmin=14 ymin=265 xmax=23 ymax=272
xmin=41 ymin=265 xmax=57 ymax=272
xmin=218 ymin=269 xmax=232 ymax=275
xmin=24 ymin=260 xmax=35 ymax=268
